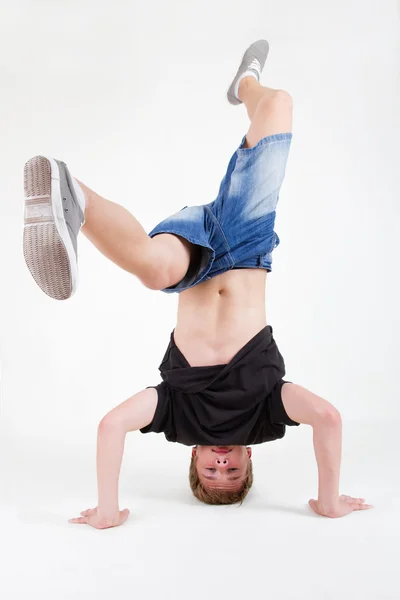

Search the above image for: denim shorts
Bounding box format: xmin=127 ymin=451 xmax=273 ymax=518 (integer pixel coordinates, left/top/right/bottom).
xmin=148 ymin=132 xmax=292 ymax=293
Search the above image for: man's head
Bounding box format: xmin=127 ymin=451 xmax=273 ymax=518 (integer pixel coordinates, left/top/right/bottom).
xmin=189 ymin=446 xmax=253 ymax=505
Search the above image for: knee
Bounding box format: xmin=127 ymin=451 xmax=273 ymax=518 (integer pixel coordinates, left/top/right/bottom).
xmin=140 ymin=267 xmax=171 ymax=291
xmin=140 ymin=237 xmax=189 ymax=291
xmin=259 ymin=89 xmax=293 ymax=112
xmin=140 ymin=262 xmax=179 ymax=291
xmin=275 ymin=89 xmax=293 ymax=105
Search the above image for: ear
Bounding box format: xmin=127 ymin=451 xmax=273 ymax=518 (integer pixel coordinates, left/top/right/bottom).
xmin=246 ymin=447 xmax=252 ymax=459
xmin=191 ymin=446 xmax=197 ymax=458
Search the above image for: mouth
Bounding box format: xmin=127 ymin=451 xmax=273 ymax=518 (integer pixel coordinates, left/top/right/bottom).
xmin=212 ymin=447 xmax=232 ymax=454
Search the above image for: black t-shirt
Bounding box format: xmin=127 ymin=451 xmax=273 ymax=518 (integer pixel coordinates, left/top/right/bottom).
xmin=140 ymin=325 xmax=300 ymax=446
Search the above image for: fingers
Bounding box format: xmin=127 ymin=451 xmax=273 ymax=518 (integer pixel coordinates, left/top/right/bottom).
xmin=308 ymin=499 xmax=321 ymax=515
xmin=68 ymin=517 xmax=88 ymax=525
xmin=80 ymin=508 xmax=96 ymax=517
xmin=355 ymin=504 xmax=373 ymax=511
xmin=351 ymin=499 xmax=365 ymax=506
xmin=340 ymin=495 xmax=373 ymax=511
xmin=341 ymin=495 xmax=365 ymax=503
xmin=120 ymin=509 xmax=130 ymax=524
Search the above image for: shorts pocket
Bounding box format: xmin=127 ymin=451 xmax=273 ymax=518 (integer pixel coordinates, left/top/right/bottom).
xmin=272 ymin=231 xmax=280 ymax=249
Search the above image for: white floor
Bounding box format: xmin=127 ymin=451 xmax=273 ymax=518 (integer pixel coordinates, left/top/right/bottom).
xmin=1 ymin=420 xmax=399 ymax=600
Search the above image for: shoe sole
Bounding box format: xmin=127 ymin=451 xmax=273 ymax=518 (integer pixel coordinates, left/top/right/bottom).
xmin=227 ymin=39 xmax=270 ymax=105
xmin=23 ymin=156 xmax=78 ymax=300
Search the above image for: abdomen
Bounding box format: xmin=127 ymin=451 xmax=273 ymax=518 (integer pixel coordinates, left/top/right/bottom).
xmin=175 ymin=269 xmax=268 ymax=366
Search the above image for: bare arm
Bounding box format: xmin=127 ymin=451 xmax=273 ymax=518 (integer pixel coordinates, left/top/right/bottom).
xmin=281 ymin=383 xmax=372 ymax=518
xmin=69 ymin=387 xmax=157 ymax=528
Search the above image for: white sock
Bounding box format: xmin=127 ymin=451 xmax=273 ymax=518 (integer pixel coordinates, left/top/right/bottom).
xmin=70 ymin=176 xmax=87 ymax=222
xmin=234 ymin=70 xmax=259 ymax=101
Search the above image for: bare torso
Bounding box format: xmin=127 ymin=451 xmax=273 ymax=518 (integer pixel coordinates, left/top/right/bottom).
xmin=174 ymin=269 xmax=267 ymax=367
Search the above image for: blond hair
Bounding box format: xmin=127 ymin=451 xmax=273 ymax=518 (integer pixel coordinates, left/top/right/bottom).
xmin=189 ymin=456 xmax=253 ymax=505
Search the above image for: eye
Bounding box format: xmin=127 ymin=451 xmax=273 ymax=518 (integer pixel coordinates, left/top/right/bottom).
xmin=206 ymin=468 xmax=216 ymax=472
xmin=228 ymin=468 xmax=239 ymax=472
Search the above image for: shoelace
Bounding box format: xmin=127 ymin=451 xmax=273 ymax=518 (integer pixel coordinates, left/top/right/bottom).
xmin=248 ymin=58 xmax=261 ymax=77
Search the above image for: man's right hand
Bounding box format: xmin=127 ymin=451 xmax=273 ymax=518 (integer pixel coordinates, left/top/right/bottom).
xmin=69 ymin=507 xmax=130 ymax=529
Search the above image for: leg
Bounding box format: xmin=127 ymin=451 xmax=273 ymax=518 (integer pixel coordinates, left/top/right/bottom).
xmin=238 ymin=77 xmax=293 ymax=148
xmin=23 ymin=156 xmax=195 ymax=299
xmin=78 ymin=181 xmax=194 ymax=290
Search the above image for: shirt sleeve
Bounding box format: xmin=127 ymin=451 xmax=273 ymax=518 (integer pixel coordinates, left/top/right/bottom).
xmin=140 ymin=382 xmax=176 ymax=438
xmin=269 ymin=380 xmax=300 ymax=427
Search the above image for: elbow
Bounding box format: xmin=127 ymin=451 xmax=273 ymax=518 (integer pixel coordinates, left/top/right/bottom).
xmin=98 ymin=412 xmax=124 ymax=434
xmin=315 ymin=406 xmax=342 ymax=428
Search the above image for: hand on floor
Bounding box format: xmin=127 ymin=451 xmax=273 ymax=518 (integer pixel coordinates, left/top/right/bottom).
xmin=69 ymin=506 xmax=130 ymax=529
xmin=309 ymin=495 xmax=373 ymax=518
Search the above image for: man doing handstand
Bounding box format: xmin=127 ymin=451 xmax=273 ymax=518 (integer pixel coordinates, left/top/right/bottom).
xmin=22 ymin=41 xmax=372 ymax=528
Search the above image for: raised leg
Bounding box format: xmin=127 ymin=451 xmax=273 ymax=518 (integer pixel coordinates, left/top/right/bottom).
xmin=238 ymin=77 xmax=293 ymax=148
xmin=59 ymin=80 xmax=292 ymax=294
xmin=78 ymin=181 xmax=194 ymax=290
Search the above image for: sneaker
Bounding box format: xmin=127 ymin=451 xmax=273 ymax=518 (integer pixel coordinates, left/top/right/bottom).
xmin=227 ymin=39 xmax=270 ymax=105
xmin=23 ymin=156 xmax=85 ymax=300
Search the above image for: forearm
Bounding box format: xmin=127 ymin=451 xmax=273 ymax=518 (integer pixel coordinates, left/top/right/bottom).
xmin=312 ymin=417 xmax=342 ymax=511
xmin=94 ymin=389 xmax=157 ymax=515
xmin=280 ymin=384 xmax=369 ymax=518
xmin=96 ymin=423 xmax=126 ymax=514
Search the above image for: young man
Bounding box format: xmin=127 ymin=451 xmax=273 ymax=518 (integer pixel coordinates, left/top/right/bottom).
xmin=23 ymin=41 xmax=372 ymax=528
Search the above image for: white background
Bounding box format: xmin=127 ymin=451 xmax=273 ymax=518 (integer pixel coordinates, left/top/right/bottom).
xmin=0 ymin=0 xmax=399 ymax=599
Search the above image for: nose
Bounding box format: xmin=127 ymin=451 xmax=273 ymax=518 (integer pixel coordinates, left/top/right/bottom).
xmin=215 ymin=456 xmax=229 ymax=467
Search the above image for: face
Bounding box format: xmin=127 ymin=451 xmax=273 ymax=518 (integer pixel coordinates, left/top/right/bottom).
xmin=192 ymin=446 xmax=252 ymax=491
